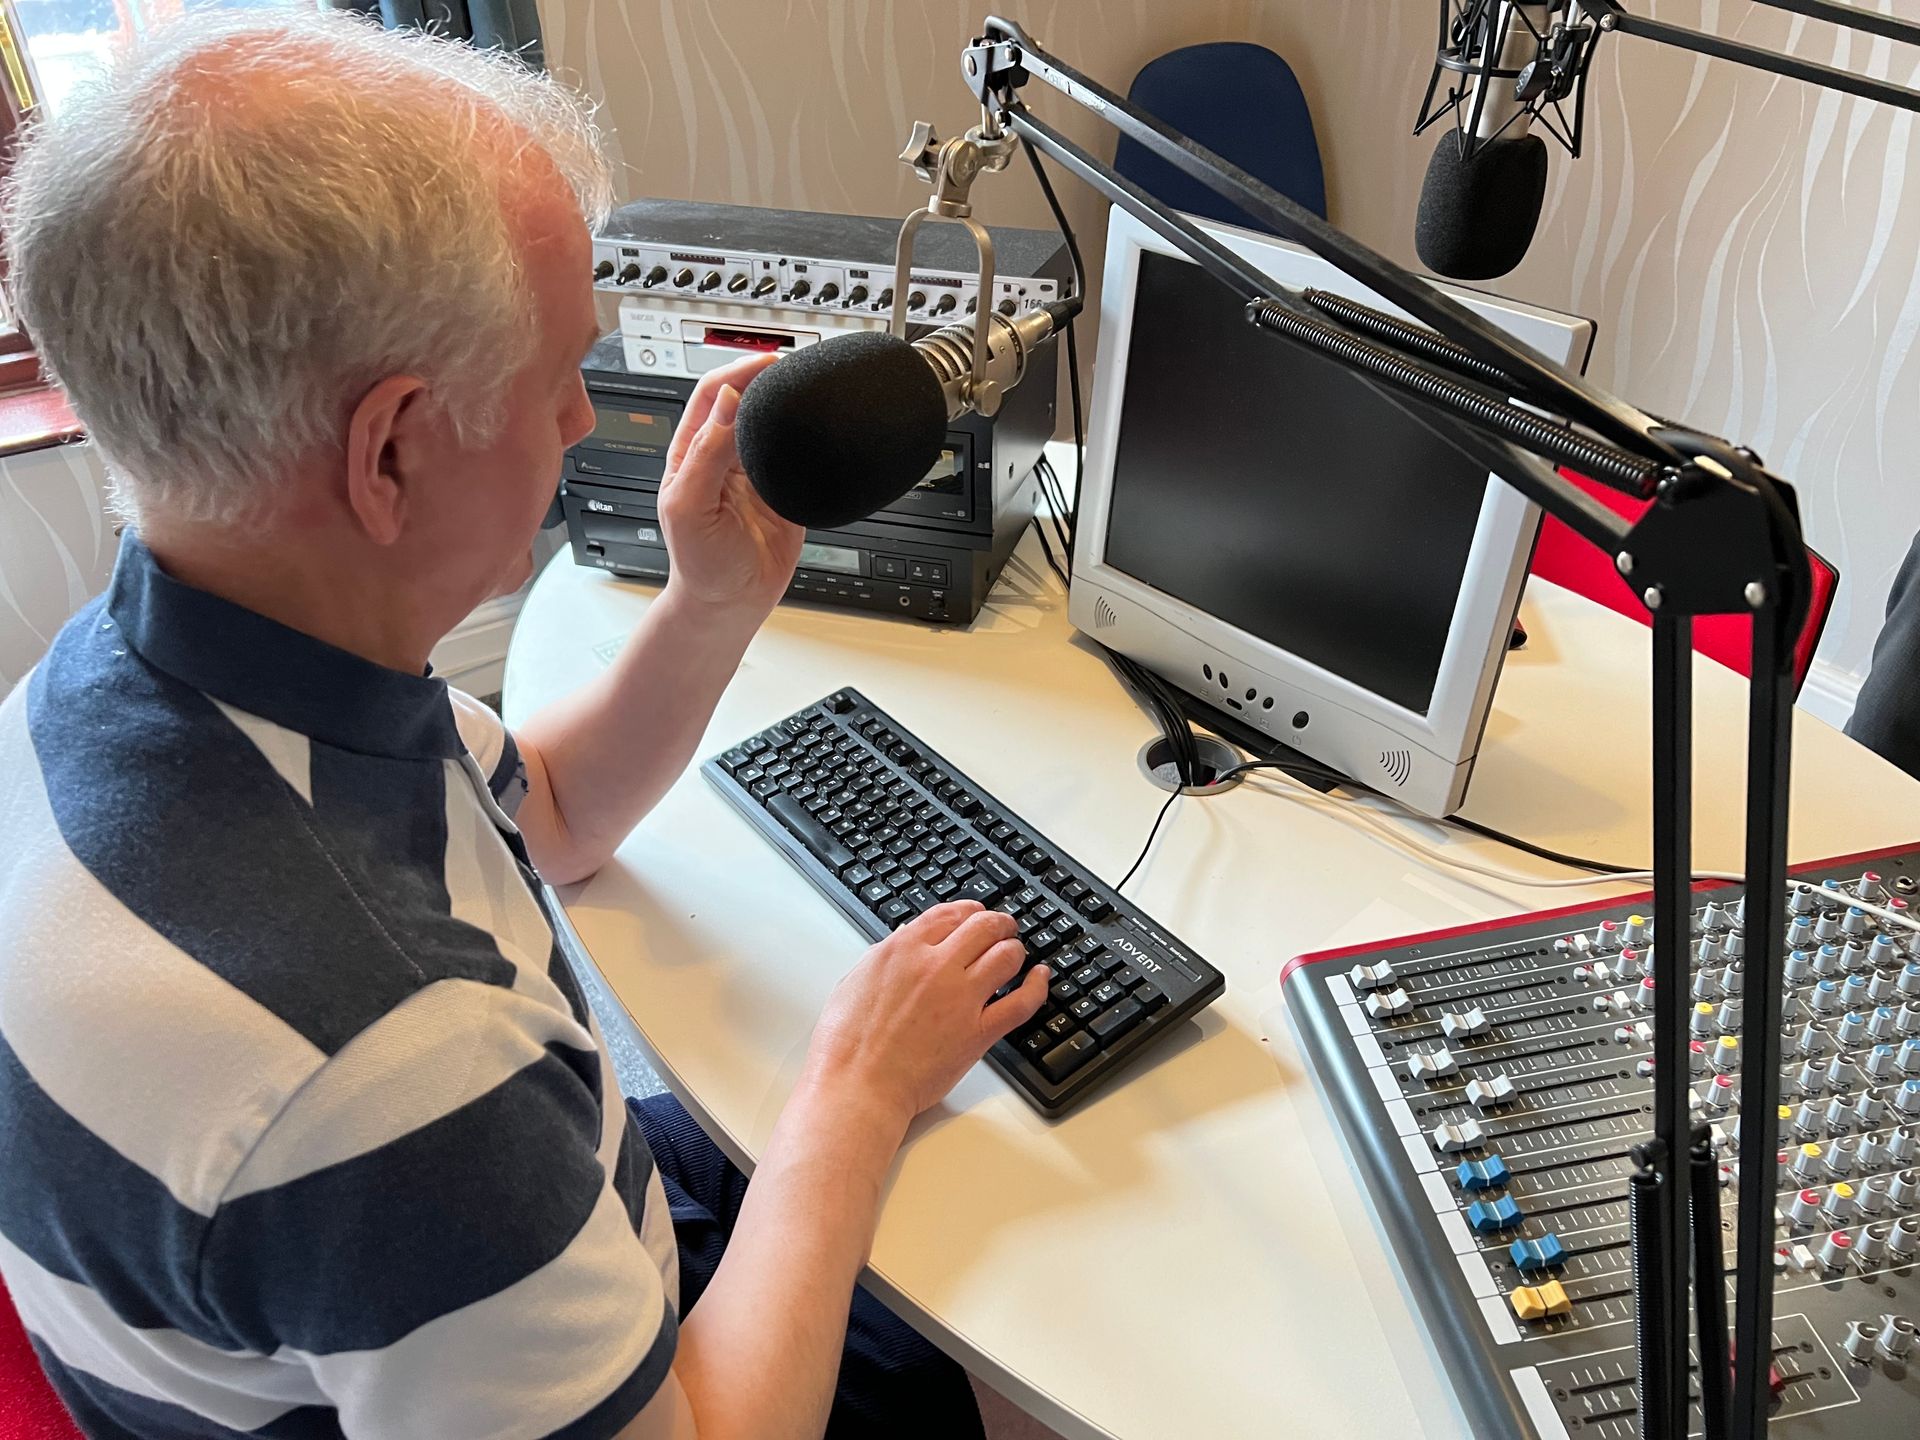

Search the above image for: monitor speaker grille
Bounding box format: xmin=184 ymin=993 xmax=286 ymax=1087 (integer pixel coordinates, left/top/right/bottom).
xmin=1379 ymin=749 xmax=1413 ymax=788
xmin=1092 ymin=595 xmax=1121 ymax=630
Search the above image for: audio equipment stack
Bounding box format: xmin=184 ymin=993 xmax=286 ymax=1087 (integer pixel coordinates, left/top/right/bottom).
xmin=560 ymin=199 xmax=1070 ymax=624
xmin=1285 ymin=847 xmax=1920 ymax=1438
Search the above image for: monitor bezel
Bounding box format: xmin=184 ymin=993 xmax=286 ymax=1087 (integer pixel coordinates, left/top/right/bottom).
xmin=1068 ymin=207 xmax=1595 ymax=816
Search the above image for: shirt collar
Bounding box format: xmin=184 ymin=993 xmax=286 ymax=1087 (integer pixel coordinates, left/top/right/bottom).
xmin=107 ymin=532 xmax=464 ymax=761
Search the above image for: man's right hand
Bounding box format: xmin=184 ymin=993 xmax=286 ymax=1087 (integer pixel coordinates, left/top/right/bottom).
xmin=805 ymin=901 xmax=1051 ymax=1125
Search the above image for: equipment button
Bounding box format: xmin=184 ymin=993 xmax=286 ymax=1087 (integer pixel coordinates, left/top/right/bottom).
xmin=906 ymin=560 xmax=950 ymax=585
xmin=1038 ymin=1031 xmax=1098 ymax=1081
xmin=1509 ymin=1280 xmax=1572 ymax=1321
xmin=873 ymin=555 xmax=907 ymax=580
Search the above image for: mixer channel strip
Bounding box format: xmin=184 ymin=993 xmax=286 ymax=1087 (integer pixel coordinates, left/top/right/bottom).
xmin=1285 ymin=847 xmax=1920 ymax=1440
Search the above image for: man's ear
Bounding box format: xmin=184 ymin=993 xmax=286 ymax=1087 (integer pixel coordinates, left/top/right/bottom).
xmin=344 ymin=375 xmax=431 ymax=547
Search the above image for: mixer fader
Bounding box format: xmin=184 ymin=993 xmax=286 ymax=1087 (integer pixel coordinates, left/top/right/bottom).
xmin=1285 ymin=845 xmax=1920 ymax=1438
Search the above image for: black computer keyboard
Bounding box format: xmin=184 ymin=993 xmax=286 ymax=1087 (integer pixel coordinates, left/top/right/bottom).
xmin=703 ymin=688 xmax=1226 ymax=1116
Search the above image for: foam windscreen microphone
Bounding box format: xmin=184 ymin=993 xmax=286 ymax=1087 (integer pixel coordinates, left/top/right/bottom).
xmin=736 ymin=299 xmax=1078 ymax=530
xmin=1414 ymin=132 xmax=1550 ymax=281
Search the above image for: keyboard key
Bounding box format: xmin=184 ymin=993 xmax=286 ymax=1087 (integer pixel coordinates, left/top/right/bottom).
xmin=958 ymin=875 xmax=1003 ymax=905
xmin=1044 ymin=1012 xmax=1075 ymax=1039
xmin=1050 ymin=980 xmax=1080 ymax=1006
xmin=720 ymin=748 xmax=751 ymax=772
xmin=1061 ymin=880 xmax=1089 ymax=902
xmin=989 ymin=823 xmax=1016 ymax=845
xmin=1031 ymin=901 xmax=1059 ymax=924
xmin=860 ymin=881 xmax=892 ymax=906
xmin=1111 ymin=966 xmax=1140 ymax=990
xmin=976 ymin=855 xmax=1019 ymax=891
xmin=1070 ymin=964 xmax=1102 ymax=990
xmin=1019 ymin=1029 xmax=1053 ymax=1059
xmin=1076 ymin=895 xmax=1115 ymax=921
xmin=1039 ymin=1031 xmax=1099 ymax=1081
xmin=749 ymin=778 xmax=779 ymax=800
xmin=1075 ymin=938 xmax=1106 ymax=960
xmin=1132 ymin=983 xmax=1167 ymax=1012
xmin=901 ymin=885 xmax=938 ymax=914
xmin=1043 ymin=866 xmax=1072 ymax=888
xmin=1091 ymin=980 xmax=1124 ymax=1007
xmin=949 ymin=792 xmax=982 ymax=816
xmin=1069 ymin=996 xmax=1101 ymax=1021
xmin=1088 ymin=997 xmax=1143 ymax=1043
xmin=736 ymin=765 xmax=764 ymax=785
xmin=930 ymin=877 xmax=960 ymax=900
xmin=879 ymin=897 xmax=913 ymax=927
xmin=1019 ymin=847 xmax=1049 ymax=871
xmin=1048 ymin=918 xmax=1082 ymax=946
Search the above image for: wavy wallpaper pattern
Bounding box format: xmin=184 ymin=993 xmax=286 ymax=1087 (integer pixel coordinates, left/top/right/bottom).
xmin=543 ymin=0 xmax=1920 ymax=689
xmin=0 ymin=442 xmax=114 ymax=693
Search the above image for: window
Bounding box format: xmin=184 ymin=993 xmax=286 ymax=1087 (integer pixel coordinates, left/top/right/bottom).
xmin=0 ymin=0 xmax=290 ymax=444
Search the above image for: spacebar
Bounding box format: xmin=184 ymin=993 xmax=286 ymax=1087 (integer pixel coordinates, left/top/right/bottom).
xmin=766 ymin=793 xmax=855 ymax=871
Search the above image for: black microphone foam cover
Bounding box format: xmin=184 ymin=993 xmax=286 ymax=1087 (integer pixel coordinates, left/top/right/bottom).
xmin=734 ymin=330 xmax=949 ymax=529
xmin=1414 ymin=133 xmax=1549 ymax=281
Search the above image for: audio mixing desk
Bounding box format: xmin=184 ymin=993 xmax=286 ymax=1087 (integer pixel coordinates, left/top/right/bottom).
xmin=1287 ymin=846 xmax=1920 ymax=1438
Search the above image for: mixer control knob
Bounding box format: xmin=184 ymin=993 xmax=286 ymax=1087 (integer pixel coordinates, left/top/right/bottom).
xmin=1891 ymin=1213 xmax=1920 ymax=1258
xmin=1902 ymin=1039 xmax=1920 ymax=1074
xmin=1870 ymin=935 xmax=1903 ymax=970
xmin=785 ymin=279 xmax=811 ymax=301
xmin=930 ymin=292 xmax=957 ymax=315
xmin=1710 ymin=1035 xmax=1739 ymax=1072
xmin=1856 ymin=1092 xmax=1884 ymax=1128
xmin=593 ymin=259 xmax=616 ymax=280
xmin=672 ymin=268 xmax=696 ymax=287
xmin=1877 ymin=1315 xmax=1917 ymax=1360
xmin=1622 ymin=914 xmax=1650 ymax=946
xmin=1843 ymin=1318 xmax=1881 ymax=1360
xmin=1859 ymin=1175 xmax=1892 ymax=1215
xmin=1800 ymin=1021 xmax=1831 ymax=1061
xmin=1828 ymin=1056 xmax=1859 ymax=1089
xmin=815 ymin=283 xmax=841 ymax=304
xmin=1790 ymin=915 xmax=1819 ymax=952
xmin=1364 ymin=987 xmax=1412 ymax=1020
xmin=1430 ymin=1119 xmax=1485 ymax=1153
xmin=1696 ymin=934 xmax=1723 ymax=968
xmin=874 ymin=287 xmax=894 ymax=309
xmin=1867 ymin=1041 xmax=1899 ymax=1078
xmin=1861 ymin=1133 xmax=1890 ymax=1170
xmin=1348 ymin=960 xmax=1397 ymax=991
xmin=1441 ymin=1007 xmax=1490 ymax=1041
xmin=1792 ymin=1139 xmax=1826 ymax=1176
xmin=1812 ymin=980 xmax=1842 ymax=1013
xmin=1701 ymin=899 xmax=1728 ymax=930
xmin=1591 ymin=919 xmax=1621 ymax=952
xmin=1843 ymin=906 xmax=1871 ymax=937
xmin=1638 ymin=1058 xmax=1658 ymax=1079
xmin=1817 ymin=912 xmax=1845 ymax=941
xmin=1899 ymin=1078 xmax=1920 ymax=1115
xmin=1636 ymin=976 xmax=1658 ymax=1011
xmin=845 ymin=285 xmax=869 ymax=306
xmin=1860 ymin=871 xmax=1889 ymax=903
xmin=1705 ymin=1074 xmax=1738 ymax=1111
xmin=1693 ymin=968 xmax=1720 ymax=1001
xmin=1889 ymin=1169 xmax=1920 ymax=1206
xmin=637 ymin=265 xmax=666 ymax=288
xmin=1792 ymin=886 xmax=1819 ymax=915
xmin=1785 ymin=949 xmax=1814 ymax=982
xmin=1871 ymin=971 xmax=1901 ymax=1003
xmin=727 ymin=273 xmax=750 ymax=293
xmin=1821 ymin=1230 xmax=1856 ymax=1269
xmin=1826 ymin=1096 xmax=1856 ymax=1132
xmin=1780 ymin=1065 xmax=1802 ymax=1098
xmin=906 ymin=289 xmax=927 ymax=310
xmin=1901 ymin=1001 xmax=1920 ymax=1034
xmin=1827 ymin=1142 xmax=1860 ymax=1180
xmin=752 ymin=275 xmax=779 ymax=298
xmin=1823 ymin=1180 xmax=1858 ymax=1218
xmin=1466 ymin=1074 xmax=1517 ymax=1112
xmin=1717 ymin=999 xmax=1744 ymax=1034
xmin=1794 ymin=1099 xmax=1825 ymax=1139
xmin=1788 ymin=1188 xmax=1823 ymax=1225
xmin=1405 ymin=1047 xmax=1457 ymax=1083
xmin=1721 ymin=931 xmax=1745 ymax=961
xmin=1856 ymin=1222 xmax=1891 ymax=1264
xmin=1814 ymin=944 xmax=1844 ymax=976
xmin=1837 ymin=1011 xmax=1869 ymax=1047
xmin=1688 ymin=1041 xmax=1709 ymax=1076
xmin=1691 ymin=1002 xmax=1716 ymax=1037
xmin=1891 ymin=1129 xmax=1920 ymax=1164
xmin=1843 ymin=941 xmax=1872 ymax=974
xmin=615 ymin=262 xmax=642 ymax=284
xmin=1901 ymin=963 xmax=1920 ymax=997
xmin=1822 ymin=878 xmax=1849 ymax=906
xmin=1721 ymin=961 xmax=1745 ymax=995
xmin=1843 ymin=975 xmax=1874 ymax=1011
xmin=697 ymin=271 xmax=723 ymax=292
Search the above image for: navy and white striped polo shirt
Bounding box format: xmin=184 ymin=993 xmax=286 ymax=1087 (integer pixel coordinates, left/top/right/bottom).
xmin=0 ymin=536 xmax=678 ymax=1438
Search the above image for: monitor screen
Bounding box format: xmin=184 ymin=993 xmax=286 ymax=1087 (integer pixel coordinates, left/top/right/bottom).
xmin=1102 ymin=251 xmax=1502 ymax=716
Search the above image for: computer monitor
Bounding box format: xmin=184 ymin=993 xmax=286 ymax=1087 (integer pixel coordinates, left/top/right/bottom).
xmin=1069 ymin=208 xmax=1595 ymax=817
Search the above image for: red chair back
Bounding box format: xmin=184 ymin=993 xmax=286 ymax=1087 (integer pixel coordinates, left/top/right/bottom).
xmin=1530 ymin=469 xmax=1837 ymax=694
xmin=0 ymin=1275 xmax=83 ymax=1440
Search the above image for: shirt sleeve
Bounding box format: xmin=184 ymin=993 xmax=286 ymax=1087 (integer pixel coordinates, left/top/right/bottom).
xmin=449 ymin=687 xmax=531 ymax=819
xmin=196 ymin=979 xmax=675 ymax=1440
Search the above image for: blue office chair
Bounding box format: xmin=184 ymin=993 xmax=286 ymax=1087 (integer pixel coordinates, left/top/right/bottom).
xmin=1113 ymin=42 xmax=1327 ymax=230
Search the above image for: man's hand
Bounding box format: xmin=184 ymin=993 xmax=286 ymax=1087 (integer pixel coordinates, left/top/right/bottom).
xmin=657 ymin=353 xmax=804 ymax=618
xmin=804 ymin=902 xmax=1052 ymax=1126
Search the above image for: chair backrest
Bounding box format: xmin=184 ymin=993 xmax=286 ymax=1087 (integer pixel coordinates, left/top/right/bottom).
xmin=1529 ymin=469 xmax=1838 ymax=695
xmin=0 ymin=1276 xmax=83 ymax=1440
xmin=1113 ymin=42 xmax=1327 ymax=229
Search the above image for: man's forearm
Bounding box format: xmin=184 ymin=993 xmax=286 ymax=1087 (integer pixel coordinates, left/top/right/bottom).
xmin=669 ymin=1073 xmax=910 ymax=1440
xmin=514 ymin=584 xmax=766 ymax=883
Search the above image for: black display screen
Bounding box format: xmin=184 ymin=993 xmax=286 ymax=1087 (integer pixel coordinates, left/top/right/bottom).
xmin=1102 ymin=252 xmax=1499 ymax=716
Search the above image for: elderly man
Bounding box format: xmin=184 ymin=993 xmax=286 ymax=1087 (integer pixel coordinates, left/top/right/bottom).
xmin=0 ymin=12 xmax=1047 ymax=1440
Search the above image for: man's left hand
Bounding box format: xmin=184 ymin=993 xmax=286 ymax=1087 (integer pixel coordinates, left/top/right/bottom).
xmin=656 ymin=352 xmax=804 ymax=618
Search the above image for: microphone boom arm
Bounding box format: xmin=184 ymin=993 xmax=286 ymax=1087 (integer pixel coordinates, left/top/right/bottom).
xmin=945 ymin=14 xmax=1827 ymax=1440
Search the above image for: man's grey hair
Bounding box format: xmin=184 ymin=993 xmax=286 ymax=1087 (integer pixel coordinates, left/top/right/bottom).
xmin=2 ymin=9 xmax=614 ymax=525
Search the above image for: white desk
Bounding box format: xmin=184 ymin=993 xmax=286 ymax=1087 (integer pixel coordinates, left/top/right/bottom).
xmin=504 ymin=499 xmax=1920 ymax=1440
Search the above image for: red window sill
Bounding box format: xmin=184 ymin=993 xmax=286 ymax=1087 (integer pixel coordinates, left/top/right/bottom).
xmin=0 ymin=382 xmax=82 ymax=459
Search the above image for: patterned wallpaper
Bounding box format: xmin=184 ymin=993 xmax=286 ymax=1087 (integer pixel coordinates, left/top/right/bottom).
xmin=542 ymin=0 xmax=1920 ymax=689
xmin=0 ymin=442 xmax=114 ymax=695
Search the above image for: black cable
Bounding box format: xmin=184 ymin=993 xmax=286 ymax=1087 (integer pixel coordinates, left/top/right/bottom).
xmin=1021 ymin=138 xmax=1088 ymax=548
xmin=1029 ymin=516 xmax=1070 ymax=589
xmin=1116 ymin=786 xmax=1180 ymax=892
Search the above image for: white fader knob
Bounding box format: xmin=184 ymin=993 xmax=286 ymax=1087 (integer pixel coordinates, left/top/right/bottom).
xmin=1441 ymin=1007 xmax=1490 ymax=1041
xmin=1365 ymin=987 xmax=1413 ymax=1020
xmin=1405 ymin=1048 xmax=1457 ymax=1083
xmin=1348 ymin=960 xmax=1396 ymax=991
xmin=1466 ymin=1074 xmax=1518 ymax=1112
xmin=1430 ymin=1119 xmax=1485 ymax=1153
